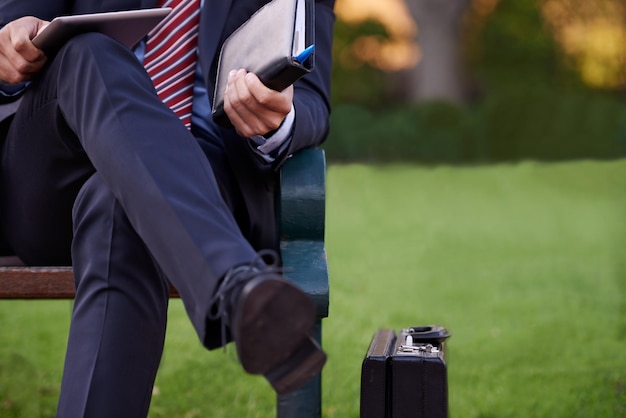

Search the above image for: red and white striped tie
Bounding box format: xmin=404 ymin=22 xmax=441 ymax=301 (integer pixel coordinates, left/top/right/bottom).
xmin=144 ymin=0 xmax=201 ymax=129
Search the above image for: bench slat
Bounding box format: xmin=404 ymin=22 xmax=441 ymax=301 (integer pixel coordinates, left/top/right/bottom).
xmin=0 ymin=267 xmax=181 ymax=299
xmin=0 ymin=267 xmax=74 ymax=299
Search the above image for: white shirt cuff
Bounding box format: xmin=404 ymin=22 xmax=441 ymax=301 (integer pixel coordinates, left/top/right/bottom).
xmin=250 ymin=104 xmax=295 ymax=157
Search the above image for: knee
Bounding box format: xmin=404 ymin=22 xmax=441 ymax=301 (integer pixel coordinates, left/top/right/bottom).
xmin=50 ymin=32 xmax=156 ymax=131
xmin=53 ymin=32 xmax=147 ymax=86
xmin=59 ymin=32 xmax=135 ymax=61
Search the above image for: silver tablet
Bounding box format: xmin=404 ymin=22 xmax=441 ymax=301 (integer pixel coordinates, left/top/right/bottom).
xmin=32 ymin=8 xmax=172 ymax=53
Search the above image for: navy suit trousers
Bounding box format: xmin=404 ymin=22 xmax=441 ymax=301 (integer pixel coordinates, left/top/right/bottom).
xmin=0 ymin=33 xmax=258 ymax=416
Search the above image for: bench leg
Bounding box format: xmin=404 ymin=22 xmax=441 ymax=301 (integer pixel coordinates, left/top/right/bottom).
xmin=276 ymin=320 xmax=323 ymax=418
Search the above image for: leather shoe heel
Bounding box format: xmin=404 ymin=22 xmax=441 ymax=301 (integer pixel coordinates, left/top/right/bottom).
xmin=264 ymin=336 xmax=327 ymax=394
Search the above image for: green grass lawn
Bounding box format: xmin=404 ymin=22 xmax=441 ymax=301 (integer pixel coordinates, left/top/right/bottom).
xmin=1 ymin=159 xmax=625 ymax=417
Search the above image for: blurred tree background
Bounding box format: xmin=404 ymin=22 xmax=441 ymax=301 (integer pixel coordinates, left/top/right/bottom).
xmin=325 ymin=0 xmax=626 ymax=164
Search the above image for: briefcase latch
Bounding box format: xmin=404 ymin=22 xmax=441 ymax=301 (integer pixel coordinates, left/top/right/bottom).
xmin=395 ymin=325 xmax=450 ymax=358
xmin=398 ymin=336 xmax=440 ymax=355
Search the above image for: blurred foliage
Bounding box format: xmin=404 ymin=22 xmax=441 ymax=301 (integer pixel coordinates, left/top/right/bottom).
xmin=326 ymin=0 xmax=626 ymax=163
xmin=464 ymin=0 xmax=575 ymax=88
xmin=331 ymin=18 xmax=392 ymax=107
xmin=325 ymin=88 xmax=626 ymax=164
xmin=541 ymin=0 xmax=626 ymax=89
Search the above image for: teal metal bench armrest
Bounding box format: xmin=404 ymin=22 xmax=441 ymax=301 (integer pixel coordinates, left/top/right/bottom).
xmin=280 ymin=148 xmax=329 ymax=318
xmin=277 ymin=148 xmax=329 ymax=418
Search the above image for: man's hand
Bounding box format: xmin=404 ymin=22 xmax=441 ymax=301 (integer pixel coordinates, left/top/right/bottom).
xmin=224 ymin=69 xmax=294 ymax=138
xmin=0 ymin=16 xmax=49 ymax=85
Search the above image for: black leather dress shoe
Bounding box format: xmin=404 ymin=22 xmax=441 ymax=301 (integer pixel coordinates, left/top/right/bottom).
xmin=208 ymin=250 xmax=326 ymax=394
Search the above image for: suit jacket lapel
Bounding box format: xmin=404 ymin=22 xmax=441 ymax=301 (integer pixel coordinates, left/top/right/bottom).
xmin=198 ymin=0 xmax=232 ymax=93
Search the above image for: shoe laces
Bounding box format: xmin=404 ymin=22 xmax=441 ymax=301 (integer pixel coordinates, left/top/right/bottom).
xmin=208 ymin=249 xmax=282 ymax=349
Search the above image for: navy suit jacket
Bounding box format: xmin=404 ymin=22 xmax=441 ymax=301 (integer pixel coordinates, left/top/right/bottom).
xmin=0 ymin=0 xmax=334 ymax=252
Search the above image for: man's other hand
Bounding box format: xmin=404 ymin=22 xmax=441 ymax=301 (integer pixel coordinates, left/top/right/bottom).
xmin=224 ymin=69 xmax=294 ymax=138
xmin=0 ymin=17 xmax=49 ymax=85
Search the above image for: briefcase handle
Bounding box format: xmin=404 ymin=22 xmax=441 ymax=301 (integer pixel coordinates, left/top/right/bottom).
xmin=406 ymin=325 xmax=450 ymax=344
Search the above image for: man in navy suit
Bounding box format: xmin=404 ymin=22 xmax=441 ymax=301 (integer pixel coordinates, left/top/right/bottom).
xmin=0 ymin=0 xmax=334 ymax=416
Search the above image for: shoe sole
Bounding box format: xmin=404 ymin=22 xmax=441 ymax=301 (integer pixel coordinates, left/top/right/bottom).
xmin=234 ymin=277 xmax=316 ymax=375
xmin=264 ymin=336 xmax=327 ymax=394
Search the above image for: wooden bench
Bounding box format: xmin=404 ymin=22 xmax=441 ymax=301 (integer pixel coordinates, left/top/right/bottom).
xmin=0 ymin=148 xmax=330 ymax=418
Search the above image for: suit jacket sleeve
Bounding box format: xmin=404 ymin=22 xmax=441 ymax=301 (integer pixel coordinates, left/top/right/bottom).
xmin=277 ymin=0 xmax=334 ymax=168
xmin=0 ymin=0 xmax=73 ymax=118
xmin=0 ymin=1 xmax=69 ymax=29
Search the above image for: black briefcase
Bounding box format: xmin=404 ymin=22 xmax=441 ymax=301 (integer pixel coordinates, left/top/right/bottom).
xmin=360 ymin=325 xmax=451 ymax=418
